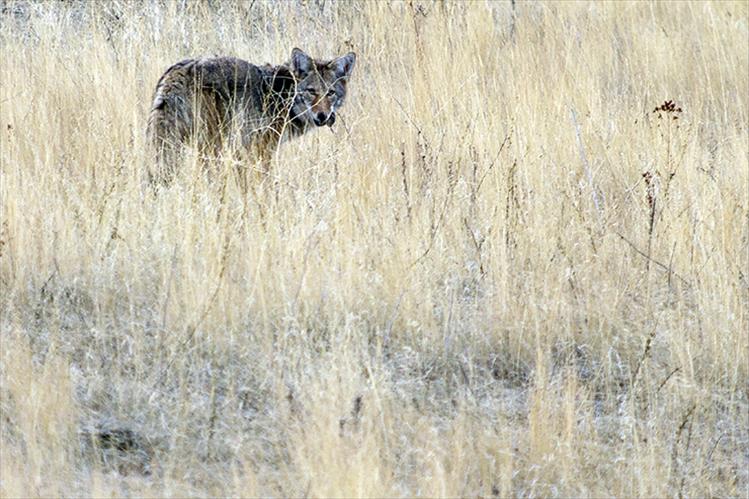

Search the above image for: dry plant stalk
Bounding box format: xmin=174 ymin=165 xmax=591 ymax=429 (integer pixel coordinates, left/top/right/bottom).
xmin=0 ymin=1 xmax=747 ymax=497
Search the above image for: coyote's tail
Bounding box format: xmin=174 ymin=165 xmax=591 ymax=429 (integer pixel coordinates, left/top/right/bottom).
xmin=146 ymin=60 xmax=196 ymax=186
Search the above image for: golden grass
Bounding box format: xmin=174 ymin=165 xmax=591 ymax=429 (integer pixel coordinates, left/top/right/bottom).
xmin=1 ymin=0 xmax=747 ymax=496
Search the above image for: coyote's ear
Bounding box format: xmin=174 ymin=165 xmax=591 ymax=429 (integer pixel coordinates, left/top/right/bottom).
xmin=291 ymin=47 xmax=313 ymax=75
xmin=332 ymin=52 xmax=356 ymax=79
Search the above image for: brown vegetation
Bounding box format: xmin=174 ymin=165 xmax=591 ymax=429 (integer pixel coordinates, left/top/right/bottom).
xmin=1 ymin=1 xmax=747 ymax=496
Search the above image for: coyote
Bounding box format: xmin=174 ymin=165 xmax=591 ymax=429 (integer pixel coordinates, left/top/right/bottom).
xmin=146 ymin=48 xmax=356 ymax=188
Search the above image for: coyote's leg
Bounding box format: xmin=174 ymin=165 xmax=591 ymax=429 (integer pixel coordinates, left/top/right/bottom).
xmin=236 ymin=134 xmax=277 ymax=189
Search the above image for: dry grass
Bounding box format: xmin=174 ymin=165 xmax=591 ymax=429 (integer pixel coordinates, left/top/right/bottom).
xmin=1 ymin=0 xmax=748 ymax=496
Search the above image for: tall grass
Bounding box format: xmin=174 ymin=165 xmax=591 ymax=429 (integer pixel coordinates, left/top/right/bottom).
xmin=1 ymin=0 xmax=747 ymax=496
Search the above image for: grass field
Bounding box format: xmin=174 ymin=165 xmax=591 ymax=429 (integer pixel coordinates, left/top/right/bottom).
xmin=1 ymin=0 xmax=747 ymax=496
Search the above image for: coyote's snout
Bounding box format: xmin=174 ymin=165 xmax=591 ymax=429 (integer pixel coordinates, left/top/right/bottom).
xmin=146 ymin=48 xmax=356 ymax=187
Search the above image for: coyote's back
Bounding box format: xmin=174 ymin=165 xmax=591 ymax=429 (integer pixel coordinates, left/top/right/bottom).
xmin=146 ymin=48 xmax=356 ymax=187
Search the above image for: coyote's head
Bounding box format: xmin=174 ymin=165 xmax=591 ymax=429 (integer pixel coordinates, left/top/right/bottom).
xmin=288 ymin=48 xmax=356 ymax=128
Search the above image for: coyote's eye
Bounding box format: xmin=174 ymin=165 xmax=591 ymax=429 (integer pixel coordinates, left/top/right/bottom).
xmin=326 ymin=89 xmax=336 ymax=98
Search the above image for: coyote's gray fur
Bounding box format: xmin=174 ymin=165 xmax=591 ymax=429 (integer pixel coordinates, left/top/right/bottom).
xmin=146 ymin=48 xmax=356 ymax=188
